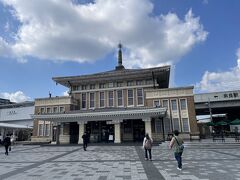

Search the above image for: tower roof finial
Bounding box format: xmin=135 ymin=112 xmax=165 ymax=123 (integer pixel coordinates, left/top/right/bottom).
xmin=116 ymin=42 xmax=125 ymax=70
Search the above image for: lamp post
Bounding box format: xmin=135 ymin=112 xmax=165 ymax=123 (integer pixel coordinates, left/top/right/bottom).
xmin=207 ymin=98 xmax=213 ymax=122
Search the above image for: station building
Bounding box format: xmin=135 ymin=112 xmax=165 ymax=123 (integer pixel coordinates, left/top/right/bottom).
xmin=31 ymin=45 xmax=199 ymax=144
xmin=0 ymin=101 xmax=34 ymax=142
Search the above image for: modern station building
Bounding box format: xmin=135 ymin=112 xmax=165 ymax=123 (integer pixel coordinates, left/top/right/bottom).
xmin=31 ymin=45 xmax=199 ymax=144
xmin=0 ymin=101 xmax=34 ymax=142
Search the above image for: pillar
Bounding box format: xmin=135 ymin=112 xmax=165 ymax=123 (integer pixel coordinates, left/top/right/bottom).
xmin=143 ymin=117 xmax=152 ymax=138
xmin=59 ymin=123 xmax=70 ymax=144
xmin=114 ymin=122 xmax=121 ymax=143
xmin=78 ymin=121 xmax=86 ymax=144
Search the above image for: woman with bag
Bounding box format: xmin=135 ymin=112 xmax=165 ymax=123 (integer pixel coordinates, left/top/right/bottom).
xmin=169 ymin=130 xmax=184 ymax=170
xmin=143 ymin=133 xmax=153 ymax=161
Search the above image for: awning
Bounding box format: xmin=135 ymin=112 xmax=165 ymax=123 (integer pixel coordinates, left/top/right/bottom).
xmin=31 ymin=107 xmax=167 ymax=122
xmin=230 ymin=118 xmax=240 ymax=125
xmin=0 ymin=123 xmax=33 ymax=129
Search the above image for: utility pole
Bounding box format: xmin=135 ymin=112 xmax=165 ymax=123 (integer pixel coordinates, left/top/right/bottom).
xmin=208 ymin=97 xmax=213 ymax=122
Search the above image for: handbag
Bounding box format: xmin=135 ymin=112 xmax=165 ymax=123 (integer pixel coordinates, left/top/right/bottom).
xmin=175 ymin=137 xmax=184 ymax=151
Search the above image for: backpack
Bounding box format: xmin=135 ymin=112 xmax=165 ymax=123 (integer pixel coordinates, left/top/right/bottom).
xmin=175 ymin=137 xmax=184 ymax=152
xmin=144 ymin=139 xmax=152 ymax=149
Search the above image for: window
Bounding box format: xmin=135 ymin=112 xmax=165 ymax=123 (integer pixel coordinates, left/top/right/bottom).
xmin=59 ymin=106 xmax=65 ymax=113
xmin=146 ymin=79 xmax=152 ymax=85
xmin=89 ymin=92 xmax=95 ymax=108
xmin=128 ymin=89 xmax=134 ymax=106
xmin=46 ymin=107 xmax=51 ymax=113
xmin=155 ymin=119 xmax=163 ymax=133
xmin=182 ymin=118 xmax=189 ymax=132
xmin=53 ymin=107 xmax=58 ymax=113
xmin=117 ymin=90 xmax=123 ymax=106
xmin=136 ymin=80 xmax=143 ymax=85
xmin=81 ymin=85 xmax=87 ymax=90
xmin=180 ymin=99 xmax=187 ymax=110
xmin=100 ymin=92 xmax=105 ymax=107
xmin=162 ymin=100 xmax=169 ymax=109
xmin=164 ymin=118 xmax=171 ymax=133
xmin=82 ymin=93 xmax=86 ymax=109
xmin=153 ymin=100 xmax=160 ymax=107
xmin=39 ymin=124 xmax=43 ymax=136
xmin=137 ymin=88 xmax=144 ymax=106
xmin=108 ymin=91 xmax=114 ymax=107
xmin=173 ymin=118 xmax=180 ymax=131
xmin=90 ymin=84 xmax=95 ymax=89
xmin=45 ymin=124 xmax=50 ymax=136
xmin=99 ymin=83 xmax=105 ymax=89
xmin=117 ymin=82 xmax=123 ymax=87
xmin=40 ymin=107 xmax=45 ymax=114
xmin=127 ymin=81 xmax=134 ymax=86
xmin=108 ymin=82 xmax=114 ymax=88
xmin=73 ymin=85 xmax=79 ymax=91
xmin=171 ymin=99 xmax=177 ymax=111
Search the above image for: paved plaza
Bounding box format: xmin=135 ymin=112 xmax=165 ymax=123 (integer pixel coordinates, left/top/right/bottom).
xmin=0 ymin=140 xmax=240 ymax=180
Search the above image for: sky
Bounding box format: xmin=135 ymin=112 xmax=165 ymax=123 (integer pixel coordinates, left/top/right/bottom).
xmin=0 ymin=0 xmax=240 ymax=103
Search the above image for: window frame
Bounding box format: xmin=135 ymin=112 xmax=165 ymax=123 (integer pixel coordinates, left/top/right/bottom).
xmin=117 ymin=90 xmax=123 ymax=107
xmin=172 ymin=118 xmax=180 ymax=131
xmin=182 ymin=118 xmax=190 ymax=132
xmin=179 ymin=98 xmax=187 ymax=110
xmin=127 ymin=89 xmax=134 ymax=107
xmin=89 ymin=92 xmax=95 ymax=109
xmin=153 ymin=99 xmax=160 ymax=107
xmin=81 ymin=93 xmax=87 ymax=109
xmin=136 ymin=88 xmax=144 ymax=106
xmin=108 ymin=91 xmax=114 ymax=107
xmin=99 ymin=91 xmax=105 ymax=108
xmin=170 ymin=99 xmax=178 ymax=111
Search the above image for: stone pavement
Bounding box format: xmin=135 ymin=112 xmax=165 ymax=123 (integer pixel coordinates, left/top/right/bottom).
xmin=0 ymin=141 xmax=240 ymax=180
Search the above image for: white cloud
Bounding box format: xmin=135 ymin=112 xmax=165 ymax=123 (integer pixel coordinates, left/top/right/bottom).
xmin=196 ymin=48 xmax=240 ymax=92
xmin=0 ymin=0 xmax=207 ymax=67
xmin=63 ymin=90 xmax=69 ymax=96
xmin=0 ymin=91 xmax=31 ymax=103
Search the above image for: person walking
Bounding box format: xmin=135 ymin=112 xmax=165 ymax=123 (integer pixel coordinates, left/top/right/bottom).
xmin=169 ymin=130 xmax=184 ymax=170
xmin=143 ymin=133 xmax=153 ymax=161
xmin=82 ymin=132 xmax=88 ymax=151
xmin=3 ymin=134 xmax=11 ymax=156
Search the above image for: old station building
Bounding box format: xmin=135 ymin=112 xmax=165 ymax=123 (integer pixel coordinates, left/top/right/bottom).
xmin=31 ymin=45 xmax=199 ymax=144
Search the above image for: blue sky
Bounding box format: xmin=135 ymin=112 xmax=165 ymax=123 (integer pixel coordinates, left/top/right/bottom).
xmin=0 ymin=0 xmax=240 ymax=102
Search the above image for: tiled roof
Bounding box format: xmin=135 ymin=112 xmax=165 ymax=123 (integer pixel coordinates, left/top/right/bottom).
xmin=52 ymin=66 xmax=170 ymax=87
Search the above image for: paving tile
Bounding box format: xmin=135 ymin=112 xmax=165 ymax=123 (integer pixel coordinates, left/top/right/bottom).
xmin=0 ymin=142 xmax=240 ymax=180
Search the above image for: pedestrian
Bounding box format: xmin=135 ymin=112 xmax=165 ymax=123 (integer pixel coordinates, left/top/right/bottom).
xmin=3 ymin=134 xmax=11 ymax=156
xmin=143 ymin=133 xmax=153 ymax=161
xmin=82 ymin=132 xmax=88 ymax=151
xmin=169 ymin=130 xmax=184 ymax=170
xmin=105 ymin=130 xmax=109 ymax=143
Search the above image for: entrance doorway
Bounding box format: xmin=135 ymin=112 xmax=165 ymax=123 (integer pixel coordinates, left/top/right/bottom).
xmin=69 ymin=122 xmax=79 ymax=144
xmin=122 ymin=119 xmax=145 ymax=142
xmin=86 ymin=121 xmax=114 ymax=143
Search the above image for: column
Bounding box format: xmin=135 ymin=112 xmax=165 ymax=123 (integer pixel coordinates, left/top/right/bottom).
xmin=78 ymin=121 xmax=86 ymax=144
xmin=59 ymin=123 xmax=70 ymax=144
xmin=143 ymin=117 xmax=152 ymax=138
xmin=114 ymin=122 xmax=121 ymax=143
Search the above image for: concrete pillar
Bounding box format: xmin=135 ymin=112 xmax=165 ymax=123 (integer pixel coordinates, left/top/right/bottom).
xmin=143 ymin=117 xmax=152 ymax=138
xmin=78 ymin=121 xmax=86 ymax=144
xmin=59 ymin=123 xmax=70 ymax=144
xmin=114 ymin=122 xmax=121 ymax=143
